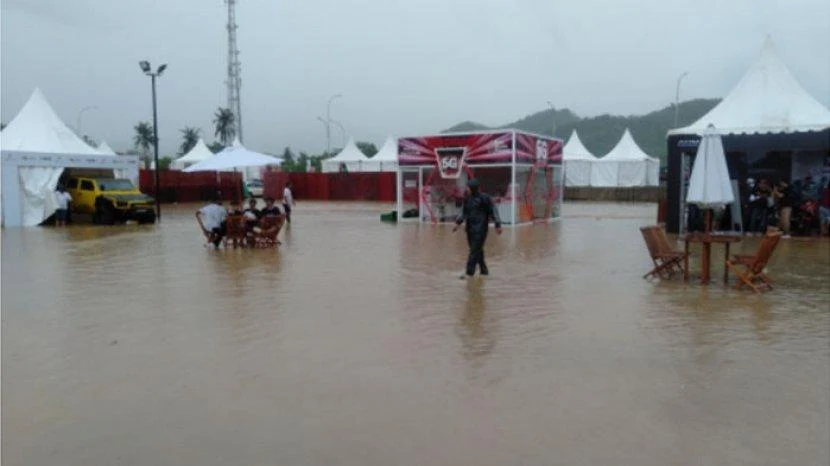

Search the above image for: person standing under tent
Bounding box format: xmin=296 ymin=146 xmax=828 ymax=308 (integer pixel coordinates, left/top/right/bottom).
xmin=54 ymin=185 xmax=72 ymax=227
xmin=282 ymin=182 xmax=295 ymax=223
xmin=453 ymin=178 xmax=502 ymax=278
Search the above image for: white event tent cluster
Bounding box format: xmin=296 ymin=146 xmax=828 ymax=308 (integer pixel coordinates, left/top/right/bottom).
xmin=321 ymin=136 xmax=398 ymax=173
xmin=1 ymin=88 xmax=139 ymax=227
xmin=563 ymin=129 xmax=660 ymax=187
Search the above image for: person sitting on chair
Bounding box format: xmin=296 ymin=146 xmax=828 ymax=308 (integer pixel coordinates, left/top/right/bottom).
xmin=260 ymin=196 xmax=283 ymax=217
xmin=196 ymin=197 xmax=228 ymax=249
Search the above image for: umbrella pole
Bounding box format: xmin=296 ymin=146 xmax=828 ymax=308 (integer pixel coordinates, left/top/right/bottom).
xmin=705 ymin=208 xmax=712 ymax=233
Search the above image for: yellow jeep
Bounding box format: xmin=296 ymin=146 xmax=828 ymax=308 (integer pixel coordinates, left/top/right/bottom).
xmin=66 ymin=177 xmax=156 ymax=224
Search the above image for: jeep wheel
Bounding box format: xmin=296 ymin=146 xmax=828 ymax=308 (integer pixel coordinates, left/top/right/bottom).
xmin=93 ymin=199 xmax=116 ymax=225
xmin=137 ymin=210 xmax=157 ymax=224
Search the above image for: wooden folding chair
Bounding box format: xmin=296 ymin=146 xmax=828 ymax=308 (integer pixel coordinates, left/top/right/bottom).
xmin=726 ymin=231 xmax=782 ymax=292
xmin=254 ymin=215 xmax=284 ymax=248
xmin=640 ymin=226 xmax=687 ymax=279
xmin=223 ymin=215 xmax=247 ymax=249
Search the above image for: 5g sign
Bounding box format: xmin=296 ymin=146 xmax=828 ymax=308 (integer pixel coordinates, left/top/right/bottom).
xmin=441 ymin=156 xmax=458 ymax=170
xmin=435 ymin=147 xmax=466 ymax=179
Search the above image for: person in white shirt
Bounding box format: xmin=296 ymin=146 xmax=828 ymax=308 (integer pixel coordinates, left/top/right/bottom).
xmin=196 ymin=197 xmax=228 ymax=249
xmin=55 ymin=186 xmax=72 ymax=227
xmin=282 ymin=182 xmax=295 ymax=223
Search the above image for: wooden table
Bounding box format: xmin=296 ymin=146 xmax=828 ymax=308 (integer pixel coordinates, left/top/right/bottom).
xmin=681 ymin=232 xmax=743 ymax=284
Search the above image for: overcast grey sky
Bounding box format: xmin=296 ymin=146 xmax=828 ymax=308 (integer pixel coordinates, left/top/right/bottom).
xmin=2 ymin=0 xmax=829 ymax=155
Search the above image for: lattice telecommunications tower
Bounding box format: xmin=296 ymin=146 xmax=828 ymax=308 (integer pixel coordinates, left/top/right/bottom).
xmin=225 ymin=0 xmax=243 ymax=143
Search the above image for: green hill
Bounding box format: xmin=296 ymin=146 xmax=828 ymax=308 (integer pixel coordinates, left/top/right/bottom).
xmin=443 ymin=99 xmax=720 ymax=164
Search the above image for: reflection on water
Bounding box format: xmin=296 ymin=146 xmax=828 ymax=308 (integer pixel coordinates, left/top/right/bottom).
xmin=2 ymin=202 xmax=828 ymax=466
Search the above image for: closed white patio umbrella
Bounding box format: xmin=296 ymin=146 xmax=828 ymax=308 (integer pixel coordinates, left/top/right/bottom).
xmin=686 ymin=124 xmax=734 ymax=231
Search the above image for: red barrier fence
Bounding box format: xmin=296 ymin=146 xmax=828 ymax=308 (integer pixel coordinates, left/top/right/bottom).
xmin=138 ymin=170 xmax=395 ymax=203
xmin=264 ymin=172 xmax=396 ymax=202
xmin=139 ymin=169 xmax=243 ymax=203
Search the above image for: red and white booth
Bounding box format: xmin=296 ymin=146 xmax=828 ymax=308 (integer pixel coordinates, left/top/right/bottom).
xmin=396 ymin=130 xmax=564 ymax=225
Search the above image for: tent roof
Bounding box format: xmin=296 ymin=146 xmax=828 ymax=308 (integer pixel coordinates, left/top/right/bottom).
xmin=669 ymin=37 xmax=830 ymax=136
xmin=97 ymin=140 xmax=116 ymax=155
xmin=600 ymin=129 xmax=657 ymax=161
xmin=372 ymin=136 xmax=398 ymax=161
xmin=562 ymin=130 xmax=597 ymax=160
xmin=182 ymin=140 xmax=281 ymax=172
xmin=176 ymin=138 xmax=214 ymax=163
xmin=1 ymin=88 xmax=100 ymax=155
xmin=327 ymin=138 xmax=370 ymax=162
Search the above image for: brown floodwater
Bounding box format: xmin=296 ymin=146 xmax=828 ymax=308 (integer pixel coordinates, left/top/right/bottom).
xmin=2 ymin=201 xmax=829 ymax=466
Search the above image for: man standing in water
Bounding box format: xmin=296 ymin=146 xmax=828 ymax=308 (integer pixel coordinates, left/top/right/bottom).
xmin=453 ymin=178 xmax=502 ymax=278
xmin=282 ymin=182 xmax=295 ymax=223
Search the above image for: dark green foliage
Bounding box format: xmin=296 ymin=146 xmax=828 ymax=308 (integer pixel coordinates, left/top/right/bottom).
xmin=444 ymin=99 xmax=720 ymax=164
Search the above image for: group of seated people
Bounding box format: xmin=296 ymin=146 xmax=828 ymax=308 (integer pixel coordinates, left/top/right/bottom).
xmin=196 ymin=196 xmax=285 ymax=249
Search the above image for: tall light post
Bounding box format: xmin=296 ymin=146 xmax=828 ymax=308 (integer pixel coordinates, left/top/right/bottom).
xmin=674 ymin=71 xmax=690 ymax=128
xmin=139 ymin=60 xmax=167 ymax=222
xmin=330 ymin=119 xmax=347 ymax=147
xmin=546 ymin=100 xmax=556 ymax=136
xmin=325 ymin=93 xmax=342 ymax=154
xmin=75 ymin=105 xmax=98 ymax=138
xmin=318 ymin=116 xmax=347 ymax=150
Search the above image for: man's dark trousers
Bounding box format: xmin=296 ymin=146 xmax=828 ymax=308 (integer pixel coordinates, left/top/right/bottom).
xmin=466 ymin=231 xmax=488 ymax=276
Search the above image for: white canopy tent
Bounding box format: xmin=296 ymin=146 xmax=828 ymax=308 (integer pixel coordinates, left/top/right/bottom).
xmin=562 ymin=130 xmax=597 ymax=186
xmin=183 ymin=139 xmax=282 ymax=173
xmin=172 ymin=138 xmax=215 ymax=170
xmin=321 ymin=138 xmax=371 ymax=173
xmin=362 ymin=136 xmax=398 ymax=172
xmin=669 ymin=37 xmax=830 ymax=137
xmin=591 ymin=129 xmax=660 ymax=187
xmin=1 ymin=88 xmax=138 ymax=227
xmin=665 ymin=36 xmax=830 ymax=234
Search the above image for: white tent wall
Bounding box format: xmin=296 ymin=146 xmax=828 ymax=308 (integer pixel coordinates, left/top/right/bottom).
xmin=646 ymin=159 xmax=660 ymax=186
xmin=590 ymin=161 xmax=619 ymax=187
xmin=562 ymin=130 xmax=597 ymax=187
xmin=616 ymin=160 xmax=649 ymax=187
xmin=564 ymin=160 xmax=593 ymax=186
xmin=18 ymin=167 xmax=64 ymax=226
xmin=321 ymin=138 xmax=370 ymax=172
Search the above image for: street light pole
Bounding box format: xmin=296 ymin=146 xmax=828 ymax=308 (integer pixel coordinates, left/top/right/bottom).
xmin=139 ymin=60 xmax=167 ymax=223
xmin=546 ymin=100 xmax=556 ymax=136
xmin=325 ymin=94 xmax=342 ymax=154
xmin=75 ymin=105 xmax=98 ymax=138
xmin=674 ymin=71 xmax=690 ymax=128
xmin=330 ymin=119 xmax=347 ymax=147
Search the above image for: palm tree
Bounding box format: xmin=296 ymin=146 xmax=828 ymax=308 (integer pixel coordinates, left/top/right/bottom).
xmin=133 ymin=121 xmax=155 ymax=168
xmin=213 ymin=108 xmax=235 ymax=146
xmin=179 ymin=127 xmax=201 ymax=155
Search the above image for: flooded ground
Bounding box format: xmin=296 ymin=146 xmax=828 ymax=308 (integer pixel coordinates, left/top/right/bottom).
xmin=3 ymin=201 xmax=829 ymax=466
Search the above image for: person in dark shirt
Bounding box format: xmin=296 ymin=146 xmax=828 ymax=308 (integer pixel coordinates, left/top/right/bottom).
xmin=453 ymin=178 xmax=502 ymax=278
xmin=773 ymin=181 xmax=793 ymax=237
xmin=260 ymin=197 xmax=283 ymax=217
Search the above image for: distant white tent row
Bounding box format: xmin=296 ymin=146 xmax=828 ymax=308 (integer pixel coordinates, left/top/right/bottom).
xmin=321 ymin=136 xmax=398 ymax=173
xmin=172 ymin=138 xmax=214 ymax=170
xmin=563 ymin=129 xmax=660 ymax=187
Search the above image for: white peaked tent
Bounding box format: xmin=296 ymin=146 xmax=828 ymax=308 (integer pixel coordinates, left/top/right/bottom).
xmin=562 ymin=130 xmax=597 ymax=186
xmin=321 ymin=138 xmax=371 ymax=173
xmin=591 ymin=129 xmax=660 ymax=187
xmin=172 ymin=138 xmax=214 ymax=170
xmin=1 ymin=88 xmax=138 ymax=227
xmin=669 ymin=37 xmax=830 ymax=136
xmin=363 ymin=136 xmax=398 ymax=172
xmin=97 ymin=140 xmax=116 ymax=155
